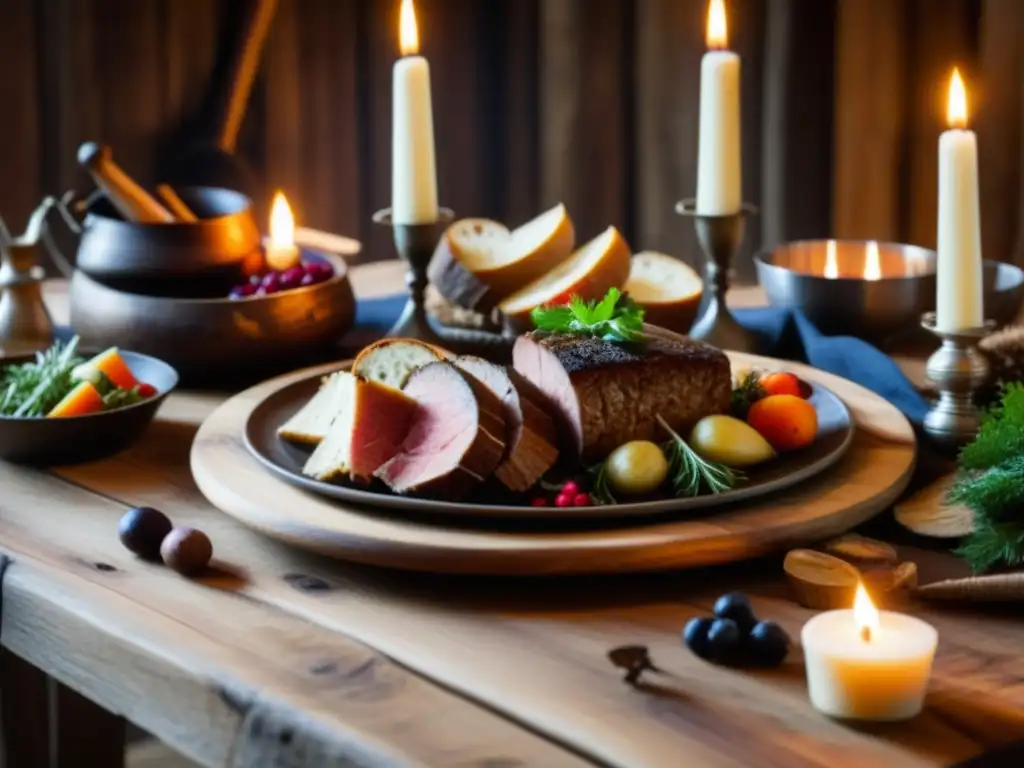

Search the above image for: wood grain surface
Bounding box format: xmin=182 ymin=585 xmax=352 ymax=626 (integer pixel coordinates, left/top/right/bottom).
xmin=2 ymin=270 xmax=1022 ymax=767
xmin=188 ymin=351 xmax=915 ymax=575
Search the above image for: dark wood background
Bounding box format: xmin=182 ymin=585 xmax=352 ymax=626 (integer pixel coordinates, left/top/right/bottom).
xmin=1 ymin=0 xmax=1021 ymax=282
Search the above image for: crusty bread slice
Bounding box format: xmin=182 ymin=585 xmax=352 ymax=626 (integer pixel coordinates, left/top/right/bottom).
xmin=277 ymin=372 xmax=350 ymax=446
xmin=499 ymin=226 xmax=632 ymax=331
xmin=428 ymin=205 xmax=575 ymax=311
xmin=427 ymin=219 xmax=510 ymax=311
xmin=351 ymin=338 xmax=451 ymax=389
xmin=302 ymin=372 xmax=418 ymax=484
xmin=625 ymin=251 xmax=704 ymax=333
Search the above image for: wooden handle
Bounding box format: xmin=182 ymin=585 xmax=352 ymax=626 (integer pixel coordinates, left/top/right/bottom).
xmin=77 ymin=143 xmax=174 ymax=224
xmin=218 ymin=0 xmax=279 ymax=152
xmin=155 ymin=185 xmax=199 ymax=222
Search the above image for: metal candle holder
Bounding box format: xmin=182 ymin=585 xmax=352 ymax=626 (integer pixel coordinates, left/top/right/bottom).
xmin=373 ymin=207 xmax=454 ymax=344
xmin=920 ymin=312 xmax=995 ymax=450
xmin=676 ymin=199 xmax=761 ymax=353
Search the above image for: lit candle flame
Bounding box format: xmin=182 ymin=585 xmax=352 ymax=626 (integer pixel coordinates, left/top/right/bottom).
xmin=853 ymin=583 xmax=880 ymax=643
xmin=706 ymin=0 xmax=728 ymax=50
xmin=399 ymin=0 xmax=420 ymax=56
xmin=947 ymin=68 xmax=968 ymax=129
xmin=823 ymin=239 xmax=838 ymax=279
xmin=864 ymin=240 xmax=882 ymax=281
xmin=269 ymin=191 xmax=295 ymax=247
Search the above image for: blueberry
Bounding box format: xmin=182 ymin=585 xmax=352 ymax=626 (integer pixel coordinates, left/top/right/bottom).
xmin=118 ymin=506 xmax=173 ymax=561
xmin=713 ymin=592 xmax=757 ymax=633
xmin=707 ymin=618 xmax=742 ymax=664
xmin=748 ymin=621 xmax=791 ymax=667
xmin=682 ymin=617 xmax=714 ymax=659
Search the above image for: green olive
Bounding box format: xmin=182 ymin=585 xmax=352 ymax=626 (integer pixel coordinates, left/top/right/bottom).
xmin=605 ymin=440 xmax=670 ymax=495
xmin=689 ymin=415 xmax=775 ymax=467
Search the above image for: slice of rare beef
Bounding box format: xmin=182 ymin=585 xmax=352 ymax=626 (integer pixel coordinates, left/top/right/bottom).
xmin=375 ymin=362 xmax=506 ymax=499
xmin=455 ymin=356 xmax=559 ymax=492
xmin=512 ymin=325 xmax=732 ymax=461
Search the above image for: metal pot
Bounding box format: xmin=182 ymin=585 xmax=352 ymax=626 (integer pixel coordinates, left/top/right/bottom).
xmin=49 ymin=186 xmax=262 ymax=297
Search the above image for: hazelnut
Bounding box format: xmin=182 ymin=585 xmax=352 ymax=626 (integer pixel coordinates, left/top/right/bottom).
xmin=160 ymin=527 xmax=213 ymax=576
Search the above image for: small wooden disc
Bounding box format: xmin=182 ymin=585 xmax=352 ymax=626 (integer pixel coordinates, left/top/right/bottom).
xmin=190 ymin=352 xmax=918 ymax=575
xmin=893 ymin=473 xmax=974 ymax=538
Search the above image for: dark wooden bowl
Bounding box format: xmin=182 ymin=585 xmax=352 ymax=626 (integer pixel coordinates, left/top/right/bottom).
xmin=0 ymin=351 xmax=178 ymax=465
xmin=68 ymin=251 xmax=356 ymax=387
xmin=71 ymin=187 xmax=262 ymax=297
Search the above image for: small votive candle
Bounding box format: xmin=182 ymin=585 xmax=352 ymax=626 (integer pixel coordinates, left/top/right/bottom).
xmin=802 ymin=584 xmax=938 ymax=722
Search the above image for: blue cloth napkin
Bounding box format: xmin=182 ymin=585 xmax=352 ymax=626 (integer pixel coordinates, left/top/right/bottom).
xmin=354 ymin=295 xmax=931 ymax=425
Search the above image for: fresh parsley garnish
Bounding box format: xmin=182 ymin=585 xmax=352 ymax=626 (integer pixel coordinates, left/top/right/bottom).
xmin=530 ymin=288 xmax=645 ymax=343
xmin=948 ymin=383 xmax=1024 ymax=572
xmin=657 ymin=415 xmax=743 ymax=496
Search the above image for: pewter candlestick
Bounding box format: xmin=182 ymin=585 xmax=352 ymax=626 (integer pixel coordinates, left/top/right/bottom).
xmin=920 ymin=312 xmax=994 ymax=450
xmin=0 ymin=201 xmax=55 ymax=358
xmin=373 ymin=207 xmax=454 ymax=344
xmin=676 ymin=199 xmax=760 ymax=352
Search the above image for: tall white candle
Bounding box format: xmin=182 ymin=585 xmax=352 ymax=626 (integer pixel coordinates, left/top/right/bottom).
xmin=392 ymin=0 xmax=439 ymax=225
xmin=696 ymin=0 xmax=741 ymax=215
xmin=935 ymin=68 xmax=983 ymax=331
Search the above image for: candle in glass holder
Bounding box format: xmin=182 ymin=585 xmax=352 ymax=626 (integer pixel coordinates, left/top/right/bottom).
xmin=265 ymin=191 xmax=300 ymax=271
xmin=695 ymin=0 xmax=741 ymax=215
xmin=935 ymin=68 xmax=983 ymax=331
xmin=392 ymin=0 xmax=439 ymax=225
xmin=802 ymin=584 xmax=938 ymax=721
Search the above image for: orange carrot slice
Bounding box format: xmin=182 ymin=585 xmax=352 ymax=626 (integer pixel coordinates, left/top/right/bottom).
xmin=88 ymin=348 xmax=137 ymax=390
xmin=48 ymin=381 xmax=104 ymax=418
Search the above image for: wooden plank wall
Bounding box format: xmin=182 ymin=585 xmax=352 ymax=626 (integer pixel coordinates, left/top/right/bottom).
xmin=0 ymin=0 xmax=1019 ymax=279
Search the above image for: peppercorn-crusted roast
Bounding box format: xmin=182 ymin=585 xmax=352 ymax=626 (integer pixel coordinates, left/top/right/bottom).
xmin=512 ymin=325 xmax=732 ymax=461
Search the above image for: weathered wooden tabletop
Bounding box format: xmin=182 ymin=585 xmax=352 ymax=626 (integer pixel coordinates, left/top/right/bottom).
xmin=1 ymin=267 xmax=1022 ymax=768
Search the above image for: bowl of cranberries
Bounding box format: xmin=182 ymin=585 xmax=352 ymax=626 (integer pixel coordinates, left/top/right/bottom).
xmin=69 ymin=249 xmax=354 ymax=385
xmin=229 ymin=257 xmax=336 ymax=300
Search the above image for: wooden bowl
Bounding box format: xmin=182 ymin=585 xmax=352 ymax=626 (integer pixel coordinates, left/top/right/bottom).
xmin=0 ymin=351 xmax=178 ymax=465
xmin=68 ymin=251 xmax=355 ymax=386
xmin=67 ymin=187 xmax=262 ymax=297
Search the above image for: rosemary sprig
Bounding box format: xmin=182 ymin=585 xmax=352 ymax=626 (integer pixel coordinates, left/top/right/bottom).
xmin=657 ymin=415 xmax=743 ymax=496
xmin=588 ymin=462 xmax=617 ymax=506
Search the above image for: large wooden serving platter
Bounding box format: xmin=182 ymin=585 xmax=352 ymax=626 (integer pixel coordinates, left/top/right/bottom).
xmin=191 ymin=351 xmax=918 ymax=575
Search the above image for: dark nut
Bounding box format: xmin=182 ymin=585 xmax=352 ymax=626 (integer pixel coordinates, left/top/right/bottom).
xmin=118 ymin=507 xmax=173 ymax=561
xmin=160 ymin=527 xmax=213 ymax=576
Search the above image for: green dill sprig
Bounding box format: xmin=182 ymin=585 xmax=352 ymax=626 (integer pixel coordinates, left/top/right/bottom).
xmin=531 ymin=288 xmax=645 ymax=344
xmin=948 ymin=383 xmax=1024 ymax=572
xmin=0 ymin=336 xmax=85 ymax=417
xmin=657 ymin=415 xmax=743 ymax=496
xmin=731 ymin=369 xmax=765 ymax=419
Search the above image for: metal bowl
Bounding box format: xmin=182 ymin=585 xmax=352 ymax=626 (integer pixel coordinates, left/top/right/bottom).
xmin=68 ymin=250 xmax=355 ymax=386
xmin=755 ymin=240 xmax=1024 ymax=340
xmin=0 ymin=350 xmax=178 ymax=465
xmin=57 ymin=186 xmax=262 ymax=297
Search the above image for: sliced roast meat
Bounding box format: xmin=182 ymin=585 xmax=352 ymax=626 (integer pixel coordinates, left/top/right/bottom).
xmin=455 ymin=356 xmax=559 ymax=492
xmin=512 ymin=325 xmax=732 ymax=461
xmin=375 ymin=362 xmax=506 ymax=499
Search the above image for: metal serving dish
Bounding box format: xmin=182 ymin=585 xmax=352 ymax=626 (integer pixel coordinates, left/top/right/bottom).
xmin=53 ymin=186 xmax=262 ymax=297
xmin=755 ymin=240 xmax=1024 ymax=340
xmin=68 ymin=250 xmax=355 ymax=386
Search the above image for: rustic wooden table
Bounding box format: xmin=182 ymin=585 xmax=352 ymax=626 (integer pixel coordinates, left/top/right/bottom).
xmin=2 ymin=267 xmax=1021 ymax=768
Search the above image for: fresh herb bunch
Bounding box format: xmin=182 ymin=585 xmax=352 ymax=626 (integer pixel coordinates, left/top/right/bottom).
xmin=657 ymin=415 xmax=742 ymax=496
xmin=588 ymin=462 xmax=617 ymax=505
xmin=731 ymin=369 xmax=765 ymax=419
xmin=0 ymin=337 xmax=85 ymax=417
xmin=949 ymin=383 xmax=1024 ymax=572
xmin=531 ymin=288 xmax=645 ymax=344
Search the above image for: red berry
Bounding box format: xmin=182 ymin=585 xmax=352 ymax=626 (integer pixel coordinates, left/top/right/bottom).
xmin=572 ymin=493 xmax=590 ymax=507
xmin=137 ymin=382 xmax=157 ymax=398
xmin=531 ymin=497 xmax=547 ymax=507
xmin=554 ymin=493 xmax=573 ymax=507
xmin=561 ymin=480 xmax=579 ymax=495
xmin=261 ymin=272 xmax=281 ymax=290
xmin=300 ymin=272 xmax=317 ymax=287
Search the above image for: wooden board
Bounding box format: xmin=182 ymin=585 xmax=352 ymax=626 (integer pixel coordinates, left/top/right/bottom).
xmin=190 ymin=351 xmax=918 ymax=575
